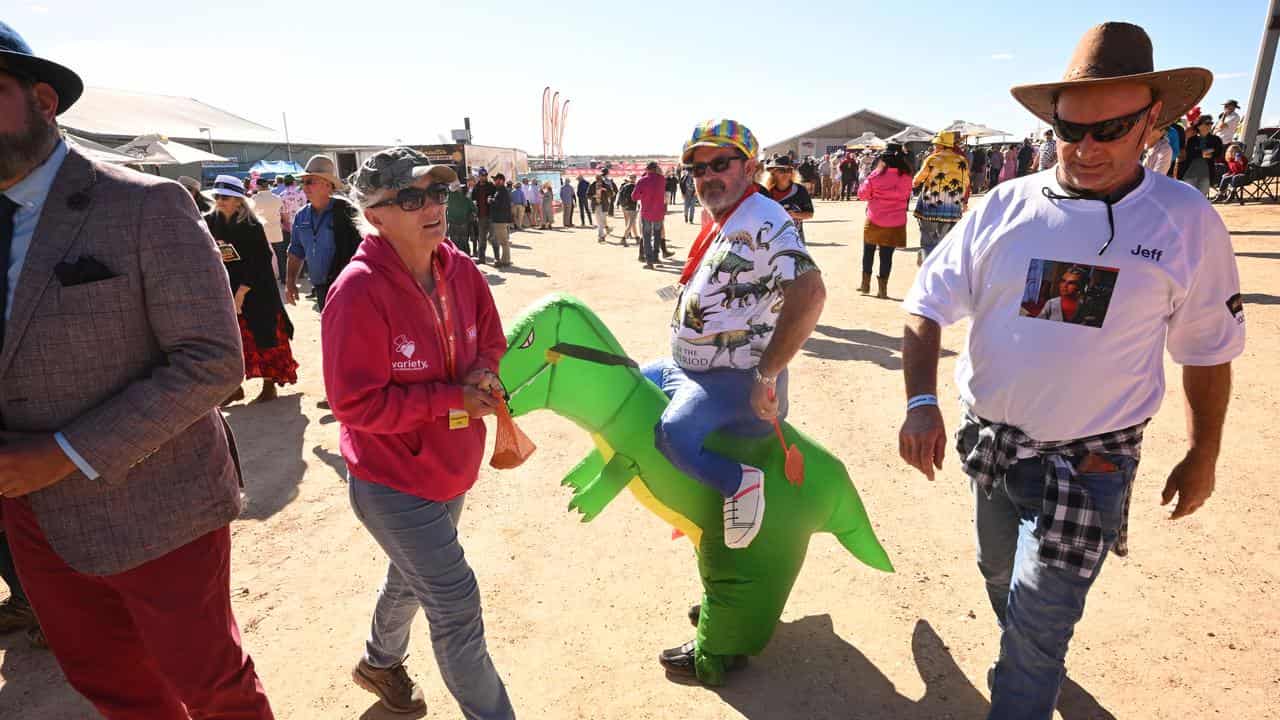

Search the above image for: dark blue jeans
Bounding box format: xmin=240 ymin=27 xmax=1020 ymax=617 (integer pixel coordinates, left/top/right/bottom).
xmin=975 ymin=454 xmax=1136 ymax=720
xmin=642 ymin=359 xmax=788 ymax=497
xmin=640 ymin=220 xmax=662 ymax=264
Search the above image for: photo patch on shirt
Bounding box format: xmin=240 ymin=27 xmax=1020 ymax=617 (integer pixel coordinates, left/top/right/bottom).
xmin=1226 ymin=293 xmax=1245 ymax=324
xmin=1018 ymin=258 xmax=1119 ymax=329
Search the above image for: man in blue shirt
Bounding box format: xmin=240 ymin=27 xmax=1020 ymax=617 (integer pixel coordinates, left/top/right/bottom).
xmin=509 ymin=179 xmax=526 ymax=230
xmin=285 ymin=154 xmax=360 ymax=310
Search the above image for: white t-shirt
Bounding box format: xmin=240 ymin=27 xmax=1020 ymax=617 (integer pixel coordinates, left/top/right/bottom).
xmin=671 ymin=192 xmax=817 ymax=371
xmin=904 ymin=168 xmax=1245 ymax=442
xmin=1216 ymin=111 xmax=1241 ymax=145
xmin=252 ymin=191 xmax=285 ymax=246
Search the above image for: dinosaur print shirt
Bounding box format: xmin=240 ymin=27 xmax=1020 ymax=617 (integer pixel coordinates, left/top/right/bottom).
xmin=671 ymin=192 xmax=818 ymax=371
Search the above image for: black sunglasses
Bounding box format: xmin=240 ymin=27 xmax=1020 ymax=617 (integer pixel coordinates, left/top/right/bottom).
xmin=1052 ymin=102 xmax=1154 ymax=144
xmin=370 ymin=182 xmax=451 ymax=212
xmin=683 ymin=154 xmax=745 ymax=178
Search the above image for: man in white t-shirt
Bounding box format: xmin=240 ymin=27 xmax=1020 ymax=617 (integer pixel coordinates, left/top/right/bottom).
xmin=252 ymin=177 xmax=288 ymax=281
xmin=649 ymin=119 xmax=825 ymax=681
xmin=898 ymin=24 xmax=1243 ymax=720
xmin=1214 ymin=99 xmax=1241 ymax=145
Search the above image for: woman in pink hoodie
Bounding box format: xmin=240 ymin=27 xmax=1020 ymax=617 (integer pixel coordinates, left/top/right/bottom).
xmin=321 ymin=148 xmax=514 ymax=718
xmin=857 ymin=143 xmax=914 ymax=298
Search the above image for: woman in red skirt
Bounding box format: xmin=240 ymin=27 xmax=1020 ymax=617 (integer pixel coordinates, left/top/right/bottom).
xmin=206 ymin=175 xmax=298 ymax=404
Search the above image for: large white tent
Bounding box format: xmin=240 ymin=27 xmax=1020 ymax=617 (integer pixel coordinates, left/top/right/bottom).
xmin=63 ymin=132 xmax=136 ymax=164
xmin=844 ymin=132 xmax=887 ymax=150
xmin=116 ymin=134 xmax=229 ymax=165
xmin=887 ymin=126 xmax=936 ymax=143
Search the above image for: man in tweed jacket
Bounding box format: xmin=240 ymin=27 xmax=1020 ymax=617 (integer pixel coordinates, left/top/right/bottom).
xmin=0 ymin=23 xmax=274 ymax=718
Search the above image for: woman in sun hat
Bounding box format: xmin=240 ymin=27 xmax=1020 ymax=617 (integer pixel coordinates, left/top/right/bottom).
xmin=204 ymin=175 xmax=298 ymax=405
xmin=1178 ymin=114 xmax=1224 ymax=197
xmin=763 ymin=154 xmax=815 ymax=241
xmin=321 ymin=147 xmax=513 ymax=718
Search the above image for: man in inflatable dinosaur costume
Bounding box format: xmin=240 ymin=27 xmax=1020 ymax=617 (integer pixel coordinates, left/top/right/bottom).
xmin=499 ymin=293 xmax=893 ymax=686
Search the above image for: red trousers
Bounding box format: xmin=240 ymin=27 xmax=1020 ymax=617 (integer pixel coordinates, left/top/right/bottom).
xmin=2 ymin=497 xmax=274 ymax=719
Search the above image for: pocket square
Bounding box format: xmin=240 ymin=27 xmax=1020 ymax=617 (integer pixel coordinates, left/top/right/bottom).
xmin=54 ymin=256 xmax=116 ymax=287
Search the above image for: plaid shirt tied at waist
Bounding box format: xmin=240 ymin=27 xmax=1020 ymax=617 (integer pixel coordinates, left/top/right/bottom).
xmin=958 ymin=411 xmax=1148 ymax=579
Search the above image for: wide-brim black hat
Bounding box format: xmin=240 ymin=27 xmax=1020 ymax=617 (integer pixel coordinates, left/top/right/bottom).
xmin=0 ymin=21 xmax=83 ymax=114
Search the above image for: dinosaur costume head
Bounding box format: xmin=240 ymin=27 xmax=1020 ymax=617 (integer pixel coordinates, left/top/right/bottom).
xmin=500 ymin=294 xmax=893 ymax=685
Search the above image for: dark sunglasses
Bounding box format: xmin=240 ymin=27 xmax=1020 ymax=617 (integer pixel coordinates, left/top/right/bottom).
xmin=370 ymin=182 xmax=451 ymax=212
xmin=1052 ymin=102 xmax=1153 ymax=144
xmin=683 ymin=154 xmax=745 ymax=178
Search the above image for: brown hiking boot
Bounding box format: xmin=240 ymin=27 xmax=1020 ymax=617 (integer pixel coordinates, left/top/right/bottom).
xmin=0 ymin=597 xmax=37 ymax=634
xmin=352 ymin=658 xmax=426 ymax=714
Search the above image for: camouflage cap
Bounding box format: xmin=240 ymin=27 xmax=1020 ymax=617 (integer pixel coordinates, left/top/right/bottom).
xmin=348 ymin=146 xmax=459 ymax=196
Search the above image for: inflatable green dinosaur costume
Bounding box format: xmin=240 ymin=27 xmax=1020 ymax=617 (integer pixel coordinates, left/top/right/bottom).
xmin=499 ymin=294 xmax=893 ymax=685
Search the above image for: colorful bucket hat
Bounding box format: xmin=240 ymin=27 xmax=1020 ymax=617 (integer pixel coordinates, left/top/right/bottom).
xmin=681 ymin=119 xmax=759 ymax=163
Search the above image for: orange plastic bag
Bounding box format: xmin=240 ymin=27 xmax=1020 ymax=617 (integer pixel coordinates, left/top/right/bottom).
xmin=490 ymin=395 xmax=535 ymax=469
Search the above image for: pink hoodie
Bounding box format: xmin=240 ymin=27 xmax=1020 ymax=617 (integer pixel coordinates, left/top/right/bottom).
xmin=632 ymin=171 xmax=667 ymax=222
xmin=857 ymin=167 xmax=913 ymax=227
xmin=322 ymin=237 xmax=506 ymax=501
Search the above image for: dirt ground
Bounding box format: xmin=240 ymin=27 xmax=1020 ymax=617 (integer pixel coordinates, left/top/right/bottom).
xmin=1 ymin=191 xmax=1277 ymax=719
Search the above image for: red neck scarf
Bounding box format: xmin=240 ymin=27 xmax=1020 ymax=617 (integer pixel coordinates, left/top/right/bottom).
xmin=678 ymin=186 xmax=757 ymax=285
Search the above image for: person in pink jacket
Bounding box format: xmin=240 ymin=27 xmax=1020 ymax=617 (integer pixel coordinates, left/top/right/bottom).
xmin=632 ymin=161 xmax=670 ymax=268
xmin=857 ymin=143 xmax=914 ymax=298
xmin=321 ymin=147 xmax=515 ymax=719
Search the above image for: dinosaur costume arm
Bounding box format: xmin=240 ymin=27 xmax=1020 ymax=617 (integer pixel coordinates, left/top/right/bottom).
xmin=568 ymin=452 xmax=640 ymax=522
xmin=562 ymin=449 xmax=606 ymax=491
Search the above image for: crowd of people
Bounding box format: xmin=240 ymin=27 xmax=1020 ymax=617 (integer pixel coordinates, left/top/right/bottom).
xmin=0 ymin=18 xmax=1254 ymax=720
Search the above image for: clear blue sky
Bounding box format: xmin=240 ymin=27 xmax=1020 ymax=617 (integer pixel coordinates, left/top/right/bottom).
xmin=12 ymin=0 xmax=1278 ymax=154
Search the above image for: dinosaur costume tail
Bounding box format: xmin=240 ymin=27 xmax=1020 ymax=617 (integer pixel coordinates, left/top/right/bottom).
xmin=824 ymin=479 xmax=895 ymax=573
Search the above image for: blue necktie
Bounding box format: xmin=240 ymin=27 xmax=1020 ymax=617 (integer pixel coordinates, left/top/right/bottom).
xmin=0 ymin=195 xmax=18 ymax=348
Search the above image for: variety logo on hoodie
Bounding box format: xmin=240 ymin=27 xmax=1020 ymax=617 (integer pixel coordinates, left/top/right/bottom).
xmin=392 ymin=334 xmax=430 ymax=371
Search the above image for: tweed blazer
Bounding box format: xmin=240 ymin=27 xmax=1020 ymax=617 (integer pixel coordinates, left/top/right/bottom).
xmin=1 ymin=147 xmax=245 ymax=575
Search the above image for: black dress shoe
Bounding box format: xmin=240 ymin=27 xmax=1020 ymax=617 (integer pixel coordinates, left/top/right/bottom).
xmin=659 ymin=640 xmax=746 ymax=680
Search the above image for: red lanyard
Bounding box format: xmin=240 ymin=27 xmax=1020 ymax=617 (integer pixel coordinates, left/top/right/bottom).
xmin=678 ymin=186 xmax=757 ymax=285
xmin=424 ymin=255 xmax=457 ymax=381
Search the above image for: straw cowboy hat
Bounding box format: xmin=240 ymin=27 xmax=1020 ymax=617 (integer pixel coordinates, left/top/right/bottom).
xmin=1010 ymin=22 xmax=1211 ymax=131
xmin=299 ymin=154 xmax=345 ymax=189
xmin=931 ymin=131 xmax=963 ymax=148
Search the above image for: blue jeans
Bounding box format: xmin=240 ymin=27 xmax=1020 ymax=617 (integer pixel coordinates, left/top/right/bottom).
xmin=641 ymin=219 xmax=663 ymax=263
xmin=683 ymin=194 xmax=696 ymax=222
xmin=642 ymin=359 xmax=788 ymax=497
xmin=975 ymin=454 xmax=1136 ymax=720
xmin=348 ymin=475 xmax=515 ymax=720
xmin=917 ymin=219 xmax=955 ymax=259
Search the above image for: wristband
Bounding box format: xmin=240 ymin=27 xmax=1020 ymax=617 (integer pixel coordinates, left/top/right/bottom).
xmin=907 ymin=394 xmax=938 ymax=411
xmin=754 ymin=369 xmax=777 ymax=387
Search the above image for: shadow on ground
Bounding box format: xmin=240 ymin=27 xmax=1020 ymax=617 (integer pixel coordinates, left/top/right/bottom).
xmin=497 ymin=266 xmax=550 ymax=279
xmin=223 ymin=394 xmax=308 ymax=520
xmin=1242 ymin=293 xmax=1280 ymax=305
xmin=1236 ymin=251 xmax=1280 ymax=259
xmin=313 ymin=445 xmax=348 ymax=481
xmin=0 ymin=630 xmax=96 ymax=718
xmin=712 ymin=616 xmax=1113 ymax=720
xmin=803 ymin=325 xmax=957 ymax=371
